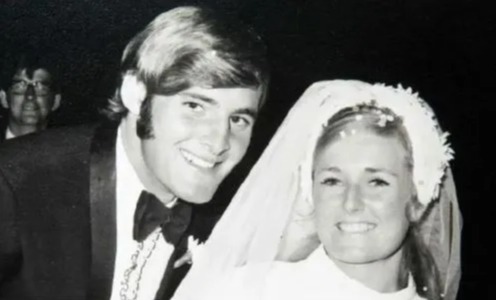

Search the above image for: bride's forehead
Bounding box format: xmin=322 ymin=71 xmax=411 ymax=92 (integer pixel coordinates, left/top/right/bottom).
xmin=315 ymin=121 xmax=406 ymax=152
xmin=314 ymin=132 xmax=409 ymax=167
xmin=316 ymin=108 xmax=404 ymax=143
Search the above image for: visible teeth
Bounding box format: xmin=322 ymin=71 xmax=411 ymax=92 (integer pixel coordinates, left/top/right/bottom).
xmin=338 ymin=223 xmax=375 ymax=233
xmin=181 ymin=150 xmax=215 ymax=169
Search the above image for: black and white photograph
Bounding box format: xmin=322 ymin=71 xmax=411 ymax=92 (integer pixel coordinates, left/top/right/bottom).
xmin=0 ymin=1 xmax=491 ymax=299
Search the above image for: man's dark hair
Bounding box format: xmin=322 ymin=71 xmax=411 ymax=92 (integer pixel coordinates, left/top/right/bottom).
xmin=1 ymin=52 xmax=60 ymax=93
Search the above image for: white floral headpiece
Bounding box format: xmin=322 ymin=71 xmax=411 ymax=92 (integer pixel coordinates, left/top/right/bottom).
xmin=299 ymin=80 xmax=454 ymax=206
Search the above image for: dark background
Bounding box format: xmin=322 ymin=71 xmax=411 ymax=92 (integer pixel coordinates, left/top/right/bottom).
xmin=1 ymin=0 xmax=492 ymax=298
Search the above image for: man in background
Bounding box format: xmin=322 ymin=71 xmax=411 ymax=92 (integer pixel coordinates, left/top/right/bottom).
xmin=0 ymin=54 xmax=61 ymax=141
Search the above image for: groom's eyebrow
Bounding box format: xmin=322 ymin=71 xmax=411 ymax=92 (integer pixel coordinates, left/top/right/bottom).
xmin=182 ymin=92 xmax=216 ymax=105
xmin=232 ymin=107 xmax=258 ymax=120
xmin=181 ymin=92 xmax=258 ymax=119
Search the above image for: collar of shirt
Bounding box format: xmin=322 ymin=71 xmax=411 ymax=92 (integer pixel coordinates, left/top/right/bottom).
xmin=5 ymin=127 xmax=16 ymax=139
xmin=116 ymin=125 xmax=145 ymax=228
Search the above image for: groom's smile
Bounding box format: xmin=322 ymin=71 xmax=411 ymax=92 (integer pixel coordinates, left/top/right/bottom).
xmin=180 ymin=148 xmax=219 ymax=170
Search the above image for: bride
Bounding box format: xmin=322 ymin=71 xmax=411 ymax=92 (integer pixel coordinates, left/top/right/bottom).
xmin=173 ymin=80 xmax=462 ymax=300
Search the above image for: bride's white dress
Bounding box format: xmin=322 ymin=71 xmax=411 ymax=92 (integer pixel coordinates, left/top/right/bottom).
xmin=220 ymin=246 xmax=425 ymax=300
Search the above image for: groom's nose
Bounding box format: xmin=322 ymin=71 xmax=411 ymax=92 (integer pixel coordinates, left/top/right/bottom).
xmin=202 ymin=119 xmax=231 ymax=156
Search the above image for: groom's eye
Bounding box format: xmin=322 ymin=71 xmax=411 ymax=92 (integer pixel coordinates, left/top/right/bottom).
xmin=230 ymin=115 xmax=252 ymax=130
xmin=183 ymin=101 xmax=204 ymax=113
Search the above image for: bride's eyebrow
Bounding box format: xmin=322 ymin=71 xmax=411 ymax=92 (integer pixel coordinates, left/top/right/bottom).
xmin=365 ymin=167 xmax=398 ymax=177
xmin=314 ymin=166 xmax=341 ymax=173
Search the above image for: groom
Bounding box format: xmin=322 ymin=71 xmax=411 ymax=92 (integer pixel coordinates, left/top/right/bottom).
xmin=0 ymin=6 xmax=269 ymax=300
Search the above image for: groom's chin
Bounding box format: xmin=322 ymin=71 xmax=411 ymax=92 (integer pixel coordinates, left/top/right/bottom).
xmin=175 ymin=184 xmax=218 ymax=205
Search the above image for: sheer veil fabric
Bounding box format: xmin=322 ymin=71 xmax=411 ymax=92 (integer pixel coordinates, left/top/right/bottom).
xmin=173 ymin=80 xmax=462 ymax=300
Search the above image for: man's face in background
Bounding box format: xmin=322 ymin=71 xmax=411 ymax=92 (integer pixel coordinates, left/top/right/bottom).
xmin=1 ymin=68 xmax=60 ymax=128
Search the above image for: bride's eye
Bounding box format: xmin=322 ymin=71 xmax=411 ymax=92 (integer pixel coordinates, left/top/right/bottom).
xmin=321 ymin=177 xmax=341 ymax=186
xmin=369 ymin=178 xmax=390 ymax=187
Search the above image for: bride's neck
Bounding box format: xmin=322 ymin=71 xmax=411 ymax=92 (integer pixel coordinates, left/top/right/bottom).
xmin=330 ymin=248 xmax=407 ymax=293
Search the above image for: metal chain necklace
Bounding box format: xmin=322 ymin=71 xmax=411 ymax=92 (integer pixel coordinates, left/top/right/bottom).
xmin=119 ymin=228 xmax=162 ymax=300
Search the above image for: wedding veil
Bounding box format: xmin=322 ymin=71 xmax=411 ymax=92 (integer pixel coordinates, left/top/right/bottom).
xmin=174 ymin=80 xmax=462 ymax=300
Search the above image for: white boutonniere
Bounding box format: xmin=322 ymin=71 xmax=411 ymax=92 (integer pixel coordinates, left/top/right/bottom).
xmin=173 ymin=236 xmax=205 ymax=269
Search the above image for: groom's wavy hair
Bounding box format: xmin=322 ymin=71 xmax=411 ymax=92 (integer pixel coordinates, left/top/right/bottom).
xmin=315 ymin=105 xmax=442 ymax=300
xmin=103 ymin=6 xmax=270 ymax=138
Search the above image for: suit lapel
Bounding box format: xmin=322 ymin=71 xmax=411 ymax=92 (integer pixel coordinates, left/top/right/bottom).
xmin=88 ymin=121 xmax=119 ymax=300
xmin=0 ymin=119 xmax=7 ymax=142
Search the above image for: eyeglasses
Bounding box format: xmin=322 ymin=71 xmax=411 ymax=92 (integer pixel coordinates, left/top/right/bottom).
xmin=10 ymin=79 xmax=52 ymax=96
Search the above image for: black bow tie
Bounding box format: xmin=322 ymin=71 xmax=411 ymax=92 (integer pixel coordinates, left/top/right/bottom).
xmin=133 ymin=191 xmax=192 ymax=245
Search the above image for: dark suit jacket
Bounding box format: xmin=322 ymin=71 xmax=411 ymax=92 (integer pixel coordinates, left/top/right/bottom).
xmin=0 ymin=117 xmax=7 ymax=143
xmin=0 ymin=121 xmax=202 ymax=300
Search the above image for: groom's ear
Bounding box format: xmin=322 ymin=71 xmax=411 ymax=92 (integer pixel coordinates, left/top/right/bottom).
xmin=121 ymin=73 xmax=147 ymax=116
xmin=0 ymin=90 xmax=8 ymax=109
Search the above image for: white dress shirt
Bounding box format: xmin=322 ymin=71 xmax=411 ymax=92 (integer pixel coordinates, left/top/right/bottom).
xmin=110 ymin=127 xmax=175 ymax=300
